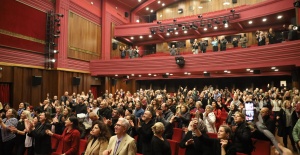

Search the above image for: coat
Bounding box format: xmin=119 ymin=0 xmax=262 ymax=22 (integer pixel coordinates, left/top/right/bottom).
xmin=105 ymin=134 xmax=136 ymax=155
xmin=84 ymin=139 xmax=108 ymax=155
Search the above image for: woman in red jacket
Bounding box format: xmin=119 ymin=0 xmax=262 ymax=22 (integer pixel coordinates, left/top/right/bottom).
xmin=46 ymin=116 xmax=80 ymax=155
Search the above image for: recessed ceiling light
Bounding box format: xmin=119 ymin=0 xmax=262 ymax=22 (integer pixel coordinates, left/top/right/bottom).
xmin=224 ymin=24 xmax=228 ymax=28
xmin=188 ymin=73 xmax=191 ymax=75
xmin=227 ymin=71 xmax=231 ymax=73
xmin=250 ymin=70 xmax=254 ymax=72
xmin=131 ymin=74 xmax=134 ymax=76
xmin=203 ymin=71 xmax=207 ymax=73
xmin=158 ymin=0 xmax=161 ymax=4
xmin=248 ymin=21 xmax=253 ymax=24
xmin=271 ymin=67 xmax=276 ymax=69
xmin=175 ymin=31 xmax=178 ymax=35
xmin=136 ymin=19 xmax=140 ymax=23
xmin=277 ymin=15 xmax=282 ymax=19
xmin=214 ymin=26 xmax=217 ymax=29
xmin=138 ymin=0 xmax=141 ymax=2
xmin=224 ymin=70 xmax=228 ymax=73
xmin=130 ymin=37 xmax=134 ymax=40
xmin=166 ymin=32 xmax=170 ymax=36
xmin=146 ymin=7 xmax=149 ymax=10
xmin=115 ymin=7 xmax=118 ymax=9
xmin=162 ymin=3 xmax=165 ymax=6
xmin=184 ymin=30 xmax=187 ymax=33
xmin=90 ymin=2 xmax=93 ymax=5
xmin=154 ymin=74 xmax=157 ymax=76
xmin=166 ymin=73 xmax=169 ymax=75
xmin=170 ymin=74 xmax=173 ymax=76
xmin=138 ymin=75 xmax=142 ymax=77
xmin=160 ymin=14 xmax=162 ymax=17
xmin=149 ymin=35 xmax=152 ymax=38
xmin=246 ymin=68 xmax=251 ymax=71
xmin=150 ymin=10 xmax=153 ymax=13
xmin=148 ymin=73 xmax=151 ymax=76
xmin=262 ymin=18 xmax=267 ymax=22
xmin=115 ymin=74 xmax=118 ymax=76
xmin=223 ymin=2 xmax=230 ymax=5
xmin=198 ymin=6 xmax=203 ymax=9
xmin=184 ymin=72 xmax=188 ymax=75
xmin=204 ymin=28 xmax=207 ymax=31
xmin=139 ymin=36 xmax=143 ymax=39
xmin=274 ymin=69 xmax=279 ymax=71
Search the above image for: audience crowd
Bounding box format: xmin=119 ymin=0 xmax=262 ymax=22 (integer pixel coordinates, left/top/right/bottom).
xmin=0 ymin=84 xmax=300 ymax=155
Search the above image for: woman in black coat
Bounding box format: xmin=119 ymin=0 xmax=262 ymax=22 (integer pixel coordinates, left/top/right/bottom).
xmin=194 ymin=124 xmax=236 ymax=155
xmin=150 ymin=122 xmax=171 ymax=155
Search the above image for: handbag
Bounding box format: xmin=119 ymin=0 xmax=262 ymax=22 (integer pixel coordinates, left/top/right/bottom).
xmin=25 ymin=133 xmax=32 ymax=147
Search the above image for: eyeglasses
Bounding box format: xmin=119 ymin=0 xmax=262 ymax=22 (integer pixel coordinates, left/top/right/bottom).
xmin=115 ymin=124 xmax=124 ymax=127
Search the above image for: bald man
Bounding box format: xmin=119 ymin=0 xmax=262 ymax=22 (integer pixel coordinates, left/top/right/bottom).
xmin=252 ymin=107 xmax=275 ymax=141
xmin=137 ymin=110 xmax=155 ymax=155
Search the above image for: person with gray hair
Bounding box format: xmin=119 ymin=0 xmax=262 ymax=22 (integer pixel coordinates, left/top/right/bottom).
xmin=103 ymin=118 xmax=136 ymax=155
xmin=203 ymin=105 xmax=217 ymax=133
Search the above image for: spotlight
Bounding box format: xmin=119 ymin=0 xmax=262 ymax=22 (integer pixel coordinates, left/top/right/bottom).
xmin=159 ymin=27 xmax=164 ymax=32
xmin=56 ymin=30 xmax=61 ymax=34
xmin=207 ymin=23 xmax=212 ymax=28
xmin=53 ymin=50 xmax=59 ymax=53
xmin=175 ymin=56 xmax=185 ymax=68
xmin=53 ymin=34 xmax=60 ymax=38
xmin=57 ymin=23 xmax=61 ymax=26
xmin=51 ymin=42 xmax=57 ymax=46
xmin=294 ymin=0 xmax=300 ymax=7
xmin=214 ymin=20 xmax=220 ymax=24
xmin=293 ymin=25 xmax=299 ymax=30
xmin=50 ymin=59 xmax=56 ymax=63
xmin=182 ymin=26 xmax=186 ymax=30
xmin=230 ymin=9 xmax=235 ymax=13
xmin=190 ymin=24 xmax=198 ymax=30
xmin=198 ymin=14 xmax=203 ymax=18
xmin=150 ymin=29 xmax=156 ymax=34
xmin=157 ymin=21 xmax=162 ymax=24
xmin=56 ymin=14 xmax=64 ymax=17
xmin=173 ymin=19 xmax=177 ymax=22
xmin=167 ymin=28 xmax=174 ymax=32
xmin=178 ymin=24 xmax=183 ymax=27
xmin=200 ymin=23 xmax=205 ymax=27
xmin=54 ymin=19 xmax=60 ymax=22
xmin=223 ymin=20 xmax=228 ymax=24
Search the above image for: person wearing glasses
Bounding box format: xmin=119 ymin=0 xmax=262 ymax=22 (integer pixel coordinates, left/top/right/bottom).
xmin=103 ymin=118 xmax=136 ymax=155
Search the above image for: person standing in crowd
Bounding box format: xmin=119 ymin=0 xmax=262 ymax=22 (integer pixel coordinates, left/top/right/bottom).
xmin=277 ymin=100 xmax=298 ymax=151
xmin=97 ymin=100 xmax=112 ymax=120
xmin=203 ymin=105 xmax=217 ymax=133
xmin=46 ymin=116 xmax=81 ymax=155
xmin=232 ymin=112 xmax=253 ymax=154
xmin=61 ymin=91 xmax=69 ymax=104
xmin=120 ymin=46 xmax=126 ymax=59
xmin=211 ymin=37 xmax=219 ymax=52
xmin=252 ymin=108 xmax=275 ymax=141
xmin=0 ymin=108 xmax=18 ymax=155
xmin=127 ymin=46 xmax=134 ymax=59
xmin=288 ymin=24 xmax=298 ymax=41
xmin=10 ymin=110 xmax=32 ymax=155
xmin=256 ymin=30 xmax=266 ymax=46
xmin=134 ymin=46 xmax=140 ymax=58
xmin=240 ymin=34 xmax=248 ymax=48
xmin=28 ymin=112 xmax=52 ymax=155
xmin=232 ymin=37 xmax=238 ymax=47
xmin=133 ymin=101 xmax=144 ymax=119
xmin=292 ymin=102 xmax=300 ymax=150
xmin=75 ymin=97 xmax=87 ymax=114
xmin=192 ymin=39 xmax=199 ymax=54
xmin=17 ymin=102 xmax=26 ymax=119
xmin=137 ymin=110 xmax=155 ymax=155
xmin=199 ymin=39 xmax=208 ymax=53
xmin=220 ymin=37 xmax=228 ymax=51
xmin=169 ymin=45 xmax=177 ymax=56
xmin=194 ymin=124 xmax=236 ymax=155
xmin=150 ymin=122 xmax=171 ymax=155
xmin=268 ymin=28 xmax=276 ymax=44
xmin=175 ymin=104 xmax=191 ymax=128
xmin=103 ymin=118 xmax=137 ymax=155
xmin=84 ymin=120 xmax=111 ymax=155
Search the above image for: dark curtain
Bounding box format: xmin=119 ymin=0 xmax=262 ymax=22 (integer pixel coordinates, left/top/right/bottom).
xmin=0 ymin=83 xmax=10 ymax=103
xmin=90 ymin=86 xmax=98 ymax=99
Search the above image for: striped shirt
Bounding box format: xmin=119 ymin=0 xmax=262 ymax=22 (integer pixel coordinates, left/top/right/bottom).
xmin=0 ymin=117 xmax=18 ymax=142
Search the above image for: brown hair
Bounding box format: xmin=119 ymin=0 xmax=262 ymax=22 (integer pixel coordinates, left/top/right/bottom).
xmin=88 ymin=120 xmax=111 ymax=143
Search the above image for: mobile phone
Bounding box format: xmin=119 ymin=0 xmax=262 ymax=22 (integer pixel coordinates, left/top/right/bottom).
xmin=245 ymin=101 xmax=254 ymax=121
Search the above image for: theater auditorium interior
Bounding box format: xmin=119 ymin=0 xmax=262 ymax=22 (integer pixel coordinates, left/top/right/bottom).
xmin=0 ymin=0 xmax=300 ymax=155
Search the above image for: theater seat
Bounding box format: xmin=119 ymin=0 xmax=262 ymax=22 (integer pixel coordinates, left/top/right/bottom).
xmin=207 ymin=132 xmax=217 ymax=138
xmin=167 ymin=139 xmax=179 ymax=155
xmin=78 ymin=139 xmax=88 ymax=155
xmin=172 ymin=128 xmax=183 ymax=142
xmin=178 ymin=147 xmax=186 ymax=155
xmin=251 ymin=139 xmax=271 ymax=155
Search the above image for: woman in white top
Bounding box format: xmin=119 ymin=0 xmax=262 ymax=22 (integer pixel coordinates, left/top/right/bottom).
xmin=271 ymin=94 xmax=282 ymax=120
xmin=203 ymin=105 xmax=216 ymax=133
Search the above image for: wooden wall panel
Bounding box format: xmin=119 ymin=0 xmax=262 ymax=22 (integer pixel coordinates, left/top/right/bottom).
xmin=0 ymin=66 xmax=13 ymax=82
xmin=157 ymin=0 xmax=266 ymax=20
xmin=0 ymin=66 xmax=100 ymax=109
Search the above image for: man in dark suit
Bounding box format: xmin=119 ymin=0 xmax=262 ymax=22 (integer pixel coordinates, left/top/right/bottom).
xmin=60 ymin=91 xmax=69 ymax=103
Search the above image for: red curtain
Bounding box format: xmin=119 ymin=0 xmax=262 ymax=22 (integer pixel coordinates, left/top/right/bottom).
xmin=0 ymin=83 xmax=10 ymax=103
xmin=90 ymin=86 xmax=98 ymax=99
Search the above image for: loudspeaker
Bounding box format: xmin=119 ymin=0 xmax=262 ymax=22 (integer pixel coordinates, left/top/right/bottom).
xmin=253 ymin=70 xmax=261 ymax=74
xmin=175 ymin=56 xmax=185 ymax=68
xmin=111 ymin=79 xmax=117 ymax=86
xmin=162 ymin=74 xmax=169 ymax=78
xmin=112 ymin=42 xmax=117 ymax=50
xmin=204 ymin=73 xmax=210 ymax=77
xmin=72 ymin=77 xmax=80 ymax=85
xmin=32 ymin=76 xmax=42 ymax=86
xmin=232 ymin=0 xmax=237 ymax=4
xmin=125 ymin=12 xmax=129 ymax=17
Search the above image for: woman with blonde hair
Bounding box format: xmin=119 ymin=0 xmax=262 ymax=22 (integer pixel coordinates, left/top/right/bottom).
xmin=10 ymin=110 xmax=32 ymax=155
xmin=150 ymin=122 xmax=171 ymax=155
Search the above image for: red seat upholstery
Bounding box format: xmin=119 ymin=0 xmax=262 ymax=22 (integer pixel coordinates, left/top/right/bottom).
xmin=207 ymin=133 xmax=217 ymax=138
xmin=251 ymin=139 xmax=271 ymax=155
xmin=167 ymin=139 xmax=179 ymax=155
xmin=78 ymin=139 xmax=88 ymax=155
xmin=136 ymin=153 xmax=143 ymax=155
xmin=178 ymin=147 xmax=186 ymax=155
xmin=172 ymin=128 xmax=183 ymax=142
